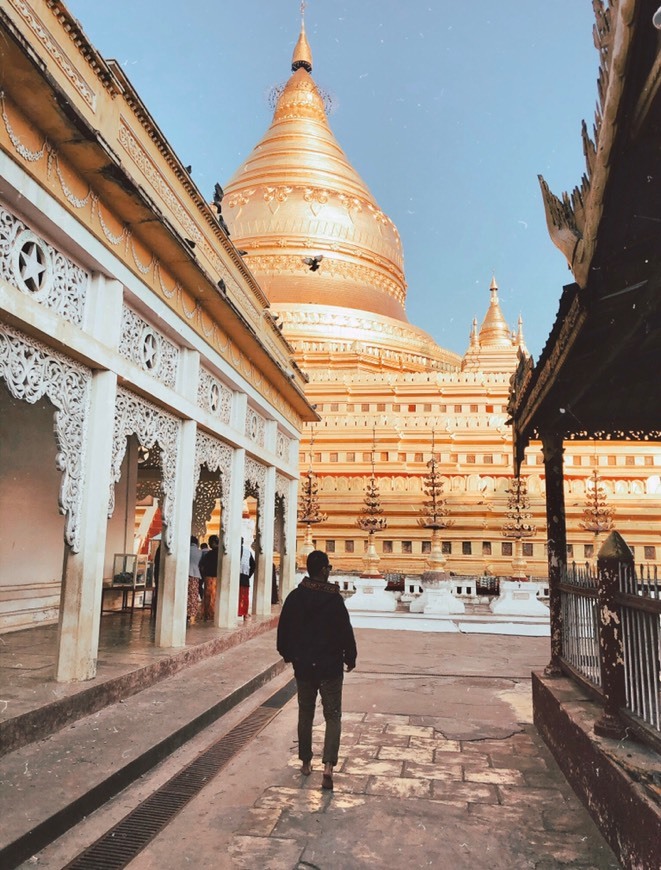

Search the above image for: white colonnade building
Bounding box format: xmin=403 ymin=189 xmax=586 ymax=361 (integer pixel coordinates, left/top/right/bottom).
xmin=0 ymin=1 xmax=317 ymax=682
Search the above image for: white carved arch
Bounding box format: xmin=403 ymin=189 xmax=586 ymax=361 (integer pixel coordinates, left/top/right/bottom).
xmin=194 ymin=430 xmax=232 ymax=517
xmin=109 ymin=388 xmax=180 ymax=551
xmin=0 ymin=321 xmax=91 ymax=551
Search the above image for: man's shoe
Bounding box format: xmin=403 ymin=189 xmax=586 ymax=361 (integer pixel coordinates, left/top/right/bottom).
xmin=321 ymin=773 xmax=333 ymax=790
xmin=301 ymin=762 xmax=312 ymax=776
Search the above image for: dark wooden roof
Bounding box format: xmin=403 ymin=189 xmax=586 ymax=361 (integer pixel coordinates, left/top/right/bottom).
xmin=509 ymin=0 xmax=661 ymax=466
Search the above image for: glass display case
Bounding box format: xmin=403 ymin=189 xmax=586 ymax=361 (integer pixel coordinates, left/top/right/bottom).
xmin=112 ymin=553 xmax=137 ymax=585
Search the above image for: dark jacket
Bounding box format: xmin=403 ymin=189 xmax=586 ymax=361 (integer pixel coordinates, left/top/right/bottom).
xmin=277 ymin=577 xmax=357 ymax=681
xmin=199 ymin=547 xmax=219 ymax=578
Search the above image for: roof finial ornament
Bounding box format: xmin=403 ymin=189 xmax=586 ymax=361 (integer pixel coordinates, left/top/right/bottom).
xmin=490 ymin=274 xmax=498 ymax=301
xmin=292 ymin=1 xmax=313 ymax=72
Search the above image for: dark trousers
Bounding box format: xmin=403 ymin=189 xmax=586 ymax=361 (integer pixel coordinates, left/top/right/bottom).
xmin=296 ymin=674 xmax=343 ymax=767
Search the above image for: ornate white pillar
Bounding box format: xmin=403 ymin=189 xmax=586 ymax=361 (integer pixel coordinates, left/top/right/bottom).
xmin=254 ymin=465 xmax=276 ymax=616
xmin=155 ymin=419 xmax=196 ymax=648
xmin=218 ymin=447 xmax=246 ymax=628
xmin=56 ymin=369 xmax=117 ymax=682
xmin=281 ymin=476 xmax=299 ymax=599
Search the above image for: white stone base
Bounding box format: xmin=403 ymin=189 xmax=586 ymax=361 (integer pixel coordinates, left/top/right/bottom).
xmin=424 ymin=581 xmax=466 ymax=615
xmin=345 ymin=576 xmax=397 ymax=612
xmin=400 ymin=575 xmax=424 ymax=603
xmin=489 ymin=580 xmax=550 ymax=616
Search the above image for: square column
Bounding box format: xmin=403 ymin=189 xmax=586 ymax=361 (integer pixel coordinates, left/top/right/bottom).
xmin=542 ymin=433 xmax=567 ymax=676
xmin=218 ymin=447 xmax=246 ymax=628
xmin=156 ymin=419 xmax=196 ymax=648
xmin=280 ymin=477 xmax=300 ymax=599
xmin=254 ymin=465 xmax=276 ymax=617
xmin=56 ymin=369 xmax=117 ymax=682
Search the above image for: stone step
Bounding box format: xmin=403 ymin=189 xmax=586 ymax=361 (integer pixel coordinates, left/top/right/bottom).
xmin=0 ymin=614 xmax=278 ymax=758
xmin=0 ymin=629 xmax=284 ymax=869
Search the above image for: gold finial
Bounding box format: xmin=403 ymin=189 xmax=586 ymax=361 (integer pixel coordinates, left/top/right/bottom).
xmin=292 ymin=3 xmax=313 ymax=72
xmin=490 ymin=274 xmax=498 ymax=295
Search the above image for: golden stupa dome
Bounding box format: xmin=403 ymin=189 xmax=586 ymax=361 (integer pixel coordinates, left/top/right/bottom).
xmin=224 ymin=21 xmax=407 ymax=321
xmin=223 ymin=23 xmax=460 ymax=372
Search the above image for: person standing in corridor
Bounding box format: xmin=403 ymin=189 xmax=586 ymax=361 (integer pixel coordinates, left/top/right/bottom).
xmin=277 ymin=550 xmax=357 ymax=791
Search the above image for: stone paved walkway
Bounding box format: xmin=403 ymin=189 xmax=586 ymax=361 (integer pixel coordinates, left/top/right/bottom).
xmin=224 ymin=633 xmax=619 ymax=869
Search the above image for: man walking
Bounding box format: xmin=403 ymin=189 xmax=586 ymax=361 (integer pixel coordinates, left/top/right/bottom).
xmin=277 ymin=550 xmax=357 ymax=790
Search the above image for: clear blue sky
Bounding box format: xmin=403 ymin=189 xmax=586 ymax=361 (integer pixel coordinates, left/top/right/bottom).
xmin=65 ymin=1 xmax=597 ymax=360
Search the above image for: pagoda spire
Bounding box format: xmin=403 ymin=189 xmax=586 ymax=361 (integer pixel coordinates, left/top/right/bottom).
xmin=292 ymin=2 xmax=313 ymax=72
xmin=479 ymin=274 xmax=511 ymax=347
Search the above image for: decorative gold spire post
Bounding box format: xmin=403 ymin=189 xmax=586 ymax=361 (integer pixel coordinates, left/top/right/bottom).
xmin=297 ymin=426 xmax=327 ymax=565
xmin=579 ymin=469 xmax=615 ymax=563
xmin=356 ymin=428 xmax=387 ymax=578
xmin=502 ymin=475 xmax=536 ymax=580
xmin=418 ymin=430 xmax=453 ymax=572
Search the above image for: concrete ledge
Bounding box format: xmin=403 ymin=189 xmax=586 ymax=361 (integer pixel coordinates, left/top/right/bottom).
xmin=0 ymin=614 xmax=278 ymax=757
xmin=532 ymin=671 xmax=661 ymax=870
xmin=0 ymin=631 xmax=285 ymax=869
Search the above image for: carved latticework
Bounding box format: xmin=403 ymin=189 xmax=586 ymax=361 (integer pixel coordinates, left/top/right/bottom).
xmin=245 ymin=406 xmax=266 ymax=448
xmin=192 ymin=477 xmax=221 ymax=540
xmin=276 ymin=430 xmax=292 ymax=462
xmin=245 ymin=456 xmax=267 ymax=541
xmin=197 ymin=368 xmax=232 ymax=424
xmin=119 ymin=306 xmax=179 ymax=388
xmin=109 ymin=388 xmax=180 ymax=551
xmin=0 ymin=320 xmax=91 ymax=551
xmin=193 ymin=430 xmax=232 ymax=517
xmin=136 ymin=478 xmax=162 ymax=501
xmin=0 ymin=205 xmax=88 ymax=326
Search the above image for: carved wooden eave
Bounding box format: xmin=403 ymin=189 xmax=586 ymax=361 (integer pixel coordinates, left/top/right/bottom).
xmin=538 ymin=0 xmax=638 ymax=289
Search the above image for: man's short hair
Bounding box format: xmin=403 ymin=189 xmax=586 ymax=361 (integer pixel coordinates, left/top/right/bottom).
xmin=208 ymin=534 xmax=220 ymax=548
xmin=190 ymin=535 xmax=199 ymax=545
xmin=307 ymin=549 xmax=329 ymax=575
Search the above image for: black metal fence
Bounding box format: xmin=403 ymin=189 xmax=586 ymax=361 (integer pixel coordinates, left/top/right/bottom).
xmin=558 ymin=532 xmax=661 ymax=750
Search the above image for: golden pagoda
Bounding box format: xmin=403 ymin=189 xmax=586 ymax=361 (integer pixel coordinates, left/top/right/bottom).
xmin=224 ymin=21 xmax=458 ymax=374
xmin=223 ymin=20 xmax=661 ymax=577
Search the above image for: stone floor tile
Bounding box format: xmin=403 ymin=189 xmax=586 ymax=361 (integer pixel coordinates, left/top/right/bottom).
xmin=377 ymin=745 xmax=434 ymax=764
xmin=415 ymin=749 xmax=489 ymax=769
xmin=356 ymin=731 xmax=410 ymax=748
xmin=228 ymin=835 xmax=303 ymax=869
xmin=340 ymin=757 xmax=404 ymax=777
xmin=402 ymin=760 xmax=463 ymax=781
xmin=299 ymin=772 xmax=369 ymax=794
xmin=366 ymin=775 xmax=432 ymax=799
xmin=464 ymin=768 xmax=525 ymax=786
xmin=497 ymin=785 xmax=568 ymax=807
xmin=342 ymin=744 xmax=380 ymax=761
xmin=542 ymin=805 xmax=600 ymax=834
xmin=363 ymin=712 xmax=410 ymax=724
xmin=255 ymin=786 xmax=328 ymax=813
xmin=460 ymin=738 xmax=517 ymax=754
xmin=488 ymin=752 xmax=549 ymax=772
xmin=341 ymin=712 xmax=367 ymax=723
xmin=328 ymin=793 xmax=368 ymax=810
xmin=384 ymin=723 xmax=434 ymax=738
xmin=525 ymin=833 xmax=621 ymax=868
xmin=234 ymin=807 xmax=283 ymax=837
xmin=408 ymin=736 xmax=462 ymax=752
xmin=431 ymin=780 xmax=500 ymax=804
xmin=523 ymin=769 xmax=572 ymax=789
